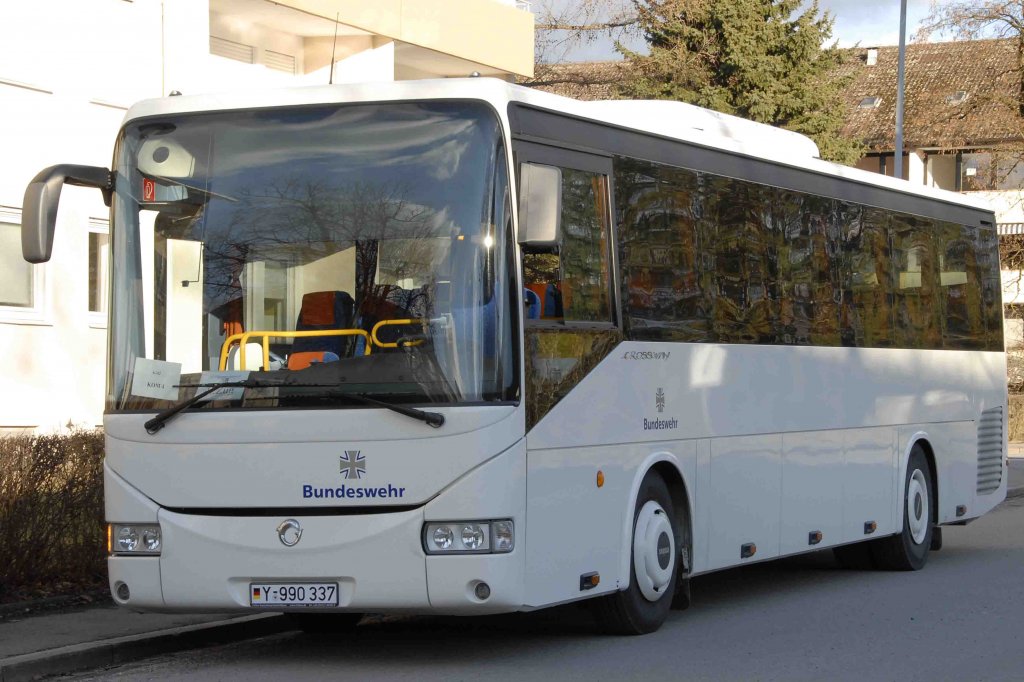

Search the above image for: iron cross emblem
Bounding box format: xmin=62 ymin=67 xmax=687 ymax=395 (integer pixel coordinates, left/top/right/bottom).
xmin=340 ymin=451 xmax=366 ymax=479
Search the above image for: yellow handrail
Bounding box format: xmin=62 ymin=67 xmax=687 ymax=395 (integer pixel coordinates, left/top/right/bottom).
xmin=370 ymin=319 xmax=428 ymax=348
xmin=219 ymin=329 xmax=372 ymax=371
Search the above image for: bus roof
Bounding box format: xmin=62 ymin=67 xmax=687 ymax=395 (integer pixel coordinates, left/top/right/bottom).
xmin=122 ymin=77 xmax=994 ymax=216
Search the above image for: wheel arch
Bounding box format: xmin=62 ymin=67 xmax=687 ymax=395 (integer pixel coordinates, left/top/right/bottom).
xmin=617 ymin=453 xmax=694 ymax=589
xmin=899 ymin=432 xmax=939 ymax=533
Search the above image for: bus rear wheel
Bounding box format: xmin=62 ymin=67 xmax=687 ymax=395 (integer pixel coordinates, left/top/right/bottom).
xmin=872 ymin=445 xmax=933 ymax=571
xmin=593 ymin=471 xmax=679 ymax=635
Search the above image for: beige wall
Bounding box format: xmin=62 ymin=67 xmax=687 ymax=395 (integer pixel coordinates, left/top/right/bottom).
xmin=274 ymin=0 xmax=534 ymax=78
xmin=927 ymin=154 xmax=957 ymax=191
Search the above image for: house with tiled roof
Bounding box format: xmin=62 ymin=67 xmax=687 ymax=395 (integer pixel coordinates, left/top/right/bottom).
xmin=840 ymin=40 xmax=1023 ymax=225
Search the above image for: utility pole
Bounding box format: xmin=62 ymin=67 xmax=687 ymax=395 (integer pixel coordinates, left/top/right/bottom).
xmin=894 ymin=0 xmax=907 ymax=180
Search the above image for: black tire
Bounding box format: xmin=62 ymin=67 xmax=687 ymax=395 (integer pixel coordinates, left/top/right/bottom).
xmin=833 ymin=541 xmax=877 ymax=570
xmin=287 ymin=612 xmax=363 ymax=634
xmin=593 ymin=471 xmax=679 ymax=635
xmin=872 ymin=445 xmax=934 ymax=571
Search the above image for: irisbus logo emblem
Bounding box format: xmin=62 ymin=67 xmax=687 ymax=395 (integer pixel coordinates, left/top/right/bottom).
xmin=340 ymin=451 xmax=366 ymax=479
xmin=277 ymin=519 xmax=302 ymax=547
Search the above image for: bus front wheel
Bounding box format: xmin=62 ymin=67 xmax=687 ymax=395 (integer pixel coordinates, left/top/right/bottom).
xmin=593 ymin=471 xmax=679 ymax=635
xmin=872 ymin=444 xmax=934 ymax=571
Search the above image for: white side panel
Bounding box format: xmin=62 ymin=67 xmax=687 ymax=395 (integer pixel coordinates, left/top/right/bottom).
xmin=780 ymin=431 xmax=844 ymax=554
xmin=523 ymin=442 xmax=696 ymax=609
xmin=693 ymin=439 xmax=712 ymax=574
xmin=842 ymin=427 xmax=896 ymax=542
xmin=527 ymin=344 xmax=984 ymax=452
xmin=707 ymin=435 xmax=782 ymax=571
xmin=924 ymin=422 xmax=976 ymax=523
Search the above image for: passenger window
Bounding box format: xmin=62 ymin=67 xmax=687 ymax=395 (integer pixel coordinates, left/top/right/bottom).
xmin=520 ymin=159 xmax=620 ymax=429
xmin=891 ymin=215 xmax=942 ymax=349
xmin=936 ymin=221 xmax=984 ymax=350
xmin=840 ymin=206 xmax=895 ymax=347
xmin=521 ymin=167 xmax=613 ymax=325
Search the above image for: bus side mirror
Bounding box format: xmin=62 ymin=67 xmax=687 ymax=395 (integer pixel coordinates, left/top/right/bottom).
xmin=23 ymin=164 xmax=112 ymax=263
xmin=518 ymin=163 xmax=561 ymax=247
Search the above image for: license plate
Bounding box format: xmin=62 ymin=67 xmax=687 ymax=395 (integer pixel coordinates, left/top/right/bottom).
xmin=250 ymin=582 xmax=338 ymax=607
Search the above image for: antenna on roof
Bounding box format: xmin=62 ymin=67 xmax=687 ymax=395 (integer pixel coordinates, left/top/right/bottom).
xmin=329 ymin=11 xmax=340 ymax=85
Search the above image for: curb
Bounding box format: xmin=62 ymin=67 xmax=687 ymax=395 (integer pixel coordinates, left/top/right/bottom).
xmin=1007 ymin=486 xmax=1024 ymax=500
xmin=0 ymin=613 xmax=292 ymax=682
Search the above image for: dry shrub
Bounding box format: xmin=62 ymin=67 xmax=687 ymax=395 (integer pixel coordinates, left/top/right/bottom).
xmin=1009 ymin=395 xmax=1024 ymax=443
xmin=0 ymin=430 xmax=106 ymax=601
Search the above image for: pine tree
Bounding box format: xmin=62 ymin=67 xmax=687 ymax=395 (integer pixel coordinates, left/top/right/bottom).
xmin=617 ymin=0 xmax=862 ymax=164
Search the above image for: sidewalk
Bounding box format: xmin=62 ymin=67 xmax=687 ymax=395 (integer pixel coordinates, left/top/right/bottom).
xmin=0 ymin=606 xmax=291 ymax=682
xmin=3 ymin=459 xmax=1023 ymax=682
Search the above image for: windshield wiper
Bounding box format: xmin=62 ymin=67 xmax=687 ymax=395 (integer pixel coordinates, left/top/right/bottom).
xmin=328 ymin=391 xmax=445 ymax=428
xmin=144 ymin=380 xmax=256 ymax=434
xmin=144 ymin=381 xmax=444 ymax=435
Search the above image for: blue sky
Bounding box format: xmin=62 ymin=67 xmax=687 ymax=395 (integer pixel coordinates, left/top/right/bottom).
xmin=544 ymin=0 xmax=938 ymax=62
xmin=819 ymin=0 xmax=932 ymax=47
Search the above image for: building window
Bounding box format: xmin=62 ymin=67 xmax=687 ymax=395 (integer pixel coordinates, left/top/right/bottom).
xmin=0 ymin=219 xmax=31 ymax=307
xmin=962 ymin=150 xmax=1024 ymax=191
xmin=0 ymin=207 xmax=46 ymax=323
xmin=88 ymin=220 xmax=110 ymax=321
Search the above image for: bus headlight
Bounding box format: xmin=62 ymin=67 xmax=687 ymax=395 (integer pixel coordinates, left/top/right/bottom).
xmin=109 ymin=524 xmax=162 ymax=555
xmin=423 ymin=520 xmax=514 ymax=554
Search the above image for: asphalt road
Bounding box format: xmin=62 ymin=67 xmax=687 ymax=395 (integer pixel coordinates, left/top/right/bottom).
xmin=74 ymin=497 xmax=1024 ymax=682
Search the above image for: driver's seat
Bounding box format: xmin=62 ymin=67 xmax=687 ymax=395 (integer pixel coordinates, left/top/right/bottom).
xmin=288 ymin=291 xmax=355 ymax=370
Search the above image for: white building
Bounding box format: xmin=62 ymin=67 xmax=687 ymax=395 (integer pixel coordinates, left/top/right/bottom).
xmin=0 ymin=0 xmax=533 ymax=432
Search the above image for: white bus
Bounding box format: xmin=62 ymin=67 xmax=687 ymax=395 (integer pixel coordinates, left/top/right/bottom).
xmin=22 ymin=79 xmax=1007 ymax=635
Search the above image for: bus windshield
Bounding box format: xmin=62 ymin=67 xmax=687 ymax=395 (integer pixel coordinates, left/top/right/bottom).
xmin=107 ymin=101 xmax=516 ymax=413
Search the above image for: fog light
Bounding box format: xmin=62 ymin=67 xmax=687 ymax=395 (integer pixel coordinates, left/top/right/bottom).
xmin=461 ymin=524 xmax=485 ymax=550
xmin=474 ymin=582 xmax=491 ymax=600
xmin=115 ymin=582 xmax=130 ymax=601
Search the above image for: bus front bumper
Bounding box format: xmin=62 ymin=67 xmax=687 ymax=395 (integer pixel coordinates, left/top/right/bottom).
xmin=108 ymin=507 xmax=524 ymax=615
xmin=106 ymin=443 xmax=527 ymax=615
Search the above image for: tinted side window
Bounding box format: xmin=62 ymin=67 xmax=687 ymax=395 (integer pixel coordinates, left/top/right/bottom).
xmin=777 ymin=191 xmax=842 ymax=346
xmin=891 ymin=214 xmax=942 ymax=349
xmin=560 ymin=168 xmax=613 ymax=323
xmin=840 ymin=206 xmax=895 ymax=348
xmin=707 ymin=178 xmax=778 ymax=344
xmin=613 ymin=155 xmax=999 ymax=352
xmin=616 ymin=158 xmax=711 ymax=341
xmin=977 ymin=225 xmax=1004 ymax=350
xmin=936 ymin=221 xmax=983 ymax=350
